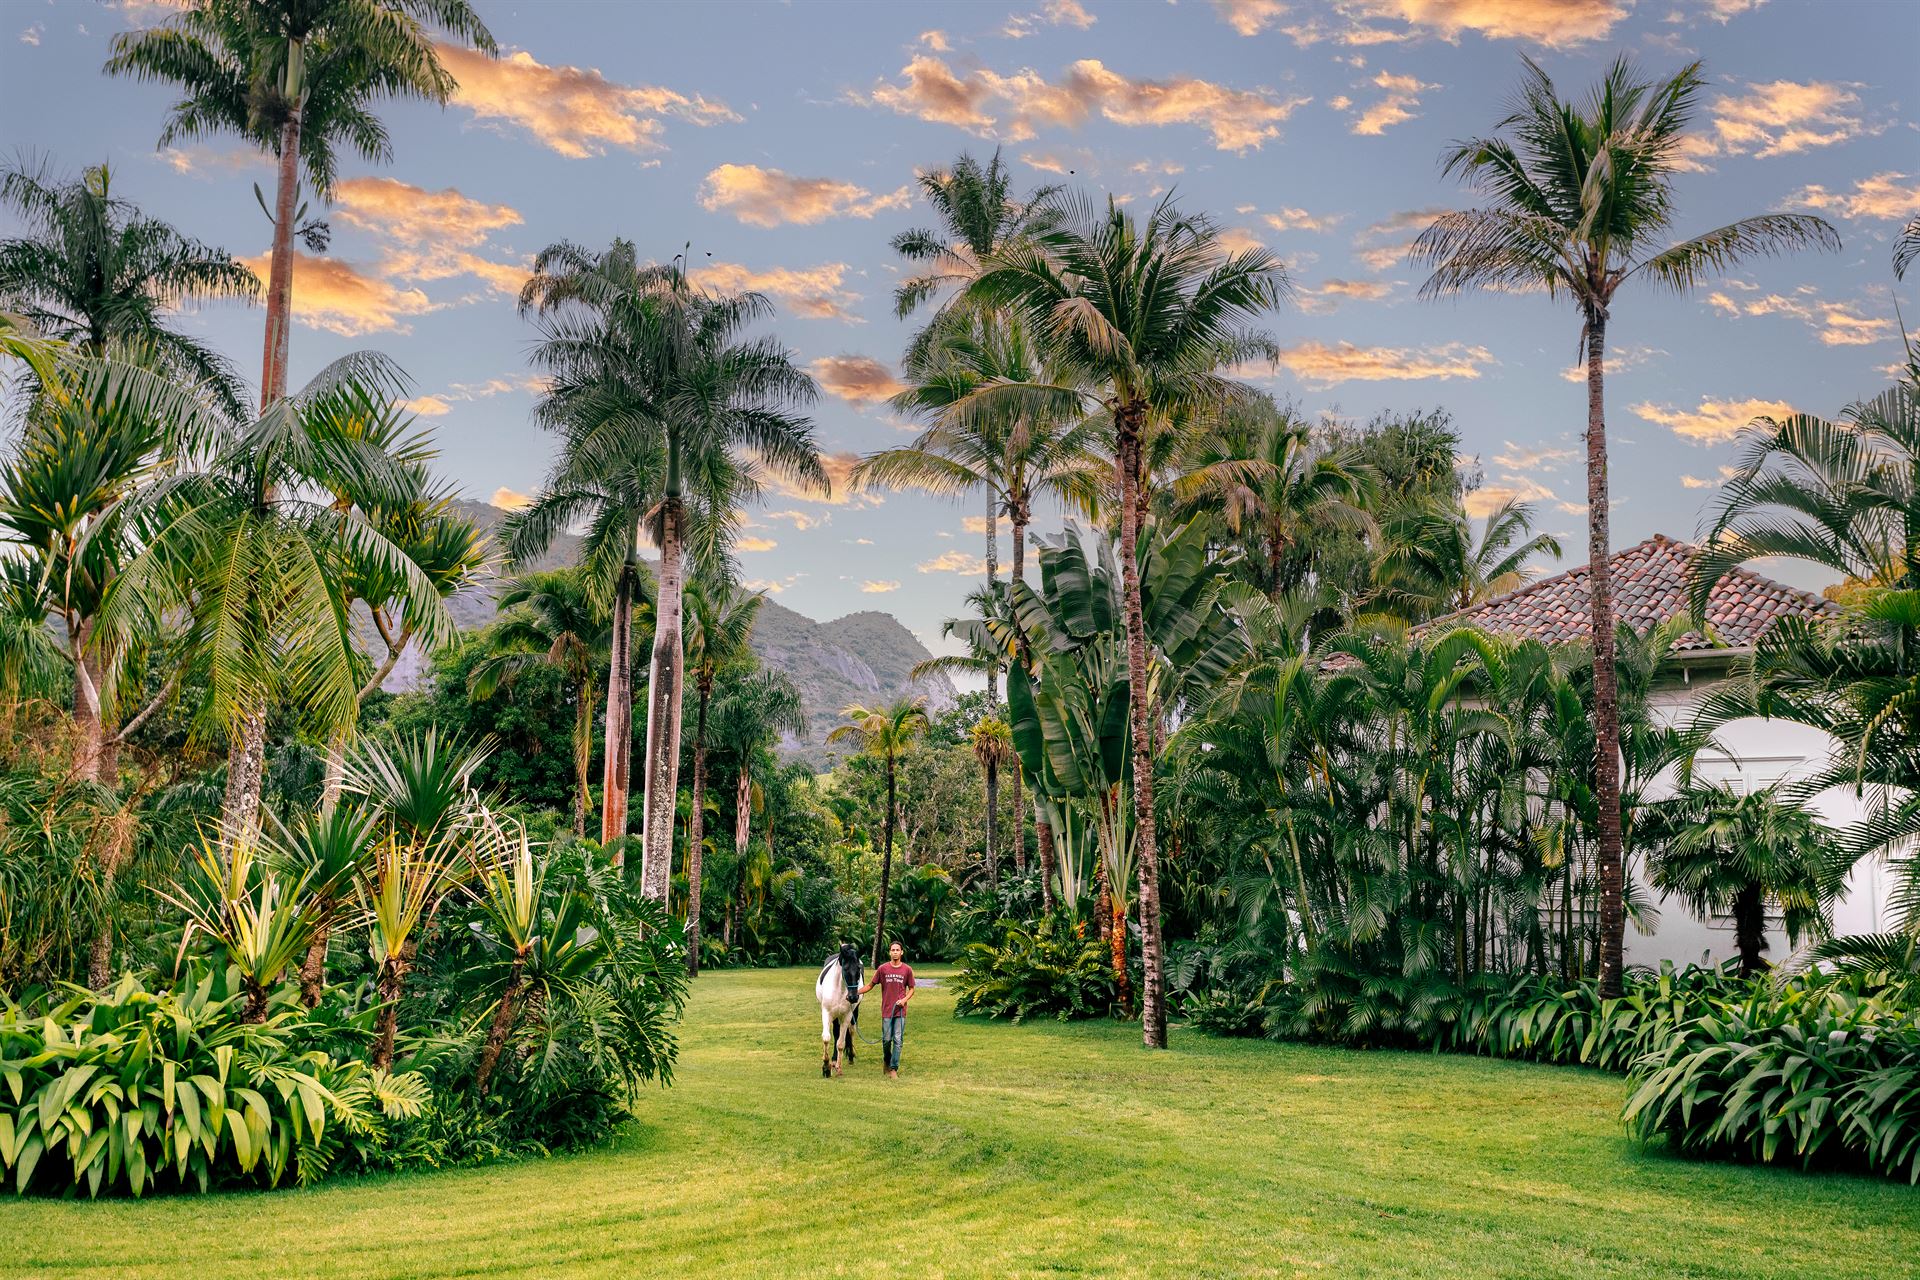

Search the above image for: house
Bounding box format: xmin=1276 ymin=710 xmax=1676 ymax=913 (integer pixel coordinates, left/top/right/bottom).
xmin=1416 ymin=534 xmax=1894 ymax=970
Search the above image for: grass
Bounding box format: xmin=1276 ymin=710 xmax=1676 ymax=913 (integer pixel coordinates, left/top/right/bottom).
xmin=11 ymin=967 xmax=1917 ymax=1279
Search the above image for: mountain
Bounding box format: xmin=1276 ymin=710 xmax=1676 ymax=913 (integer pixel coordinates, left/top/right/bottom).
xmin=398 ymin=501 xmax=953 ymax=759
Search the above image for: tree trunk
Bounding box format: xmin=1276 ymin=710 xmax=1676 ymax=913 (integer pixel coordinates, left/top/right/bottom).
xmin=1036 ymin=806 xmax=1057 ymax=912
xmin=243 ymin=983 xmax=271 ymax=1025
xmin=1116 ymin=408 xmax=1168 ymax=1048
xmin=640 ymin=497 xmax=685 ymax=901
xmin=261 ymin=109 xmax=303 ymax=407
xmin=319 ymin=727 xmax=347 ymax=818
xmin=1732 ymin=881 xmax=1768 ymax=976
xmin=474 ymin=957 xmax=525 ymax=1093
xmin=298 ymin=909 xmax=332 ymax=1008
xmin=573 ymin=675 xmax=594 ymax=838
xmin=221 ymin=708 xmax=268 ymax=846
xmin=984 ymin=489 xmax=999 ymax=709
xmin=601 ymin=564 xmax=635 ymax=856
xmin=1010 ymin=511 xmax=1030 ymax=875
xmin=1110 ymin=892 xmax=1131 ymax=1013
xmin=1584 ymin=310 xmax=1626 ymax=999
xmin=871 ymin=761 xmax=896 ymax=966
xmin=983 ymin=757 xmax=999 ymax=890
xmin=372 ymin=953 xmax=408 ymax=1071
xmin=685 ymin=689 xmax=710 ymax=975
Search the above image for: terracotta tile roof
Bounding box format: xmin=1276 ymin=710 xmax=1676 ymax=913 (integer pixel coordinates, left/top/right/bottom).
xmin=1411 ymin=534 xmax=1838 ymax=651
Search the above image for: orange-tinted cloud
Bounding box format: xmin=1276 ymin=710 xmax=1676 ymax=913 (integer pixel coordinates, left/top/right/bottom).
xmin=859 ymin=56 xmax=1311 ymax=152
xmin=1351 ymin=207 xmax=1452 ymax=271
xmin=696 ymin=260 xmax=863 ymax=322
xmin=918 ymin=549 xmax=989 ymax=575
xmin=1632 ymin=396 xmax=1795 ymax=443
xmin=759 ymin=451 xmax=871 ymax=507
xmin=737 ymin=536 xmax=779 ymax=553
xmin=1709 ymin=80 xmax=1872 ymax=159
xmin=1352 ymin=70 xmax=1438 ymax=135
xmin=1789 ymin=172 xmax=1920 ymax=222
xmin=1004 ymin=0 xmax=1097 ymax=37
xmin=1464 ymin=475 xmax=1560 ymax=519
xmin=240 ymin=251 xmax=435 ymax=336
xmin=1265 ymin=340 xmax=1492 ymax=387
xmin=1299 ymin=278 xmax=1398 ymax=312
xmin=699 ymin=164 xmax=912 ymax=227
xmin=332 ymin=177 xmax=530 ymax=296
xmin=1340 ymin=0 xmax=1624 ymax=46
xmin=810 ymin=355 xmax=905 ymax=405
xmin=491 ymin=487 xmax=531 ymax=510
xmin=860 ymin=580 xmax=902 ymax=593
xmin=400 ymin=395 xmax=452 ymax=416
xmin=1211 ymin=0 xmax=1288 ymax=36
xmin=1703 ymin=287 xmax=1894 ymax=347
xmin=1261 ymin=206 xmax=1344 ymax=233
xmin=437 ymin=44 xmax=738 ymax=158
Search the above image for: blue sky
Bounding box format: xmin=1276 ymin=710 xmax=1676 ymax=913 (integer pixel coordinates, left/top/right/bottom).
xmin=3 ymin=0 xmax=1917 ymax=658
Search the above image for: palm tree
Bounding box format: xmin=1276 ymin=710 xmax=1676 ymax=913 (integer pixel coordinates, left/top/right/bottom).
xmin=96 ymin=353 xmax=457 ymax=842
xmin=106 ymin=0 xmax=496 ymax=406
xmin=1373 ymin=498 xmax=1561 ymax=621
xmin=969 ymin=716 xmax=1015 ymax=889
xmin=469 ymin=568 xmax=611 ymax=836
xmin=1644 ymin=782 xmax=1831 ymax=975
xmin=1896 ymin=215 xmax=1919 ymax=280
xmin=965 ymin=194 xmax=1288 ymax=1047
xmin=520 ymin=245 xmax=824 ymax=899
xmin=1412 ymin=55 xmax=1839 ymax=997
xmin=828 ymin=698 xmax=930 ymax=965
xmin=681 ymin=580 xmax=764 ymax=973
xmin=0 ymin=161 xmax=256 ymax=417
xmin=709 ymin=671 xmax=806 ymax=953
xmin=891 ymin=147 xmax=1062 ymax=325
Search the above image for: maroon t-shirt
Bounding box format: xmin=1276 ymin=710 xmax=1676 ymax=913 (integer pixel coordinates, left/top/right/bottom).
xmin=874 ymin=961 xmax=915 ymax=1018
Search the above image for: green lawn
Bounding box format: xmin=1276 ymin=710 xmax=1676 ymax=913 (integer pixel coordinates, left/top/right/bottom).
xmin=11 ymin=967 xmax=1916 ymax=1279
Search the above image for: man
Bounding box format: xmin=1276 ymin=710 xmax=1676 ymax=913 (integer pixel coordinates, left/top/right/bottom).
xmin=860 ymin=940 xmax=915 ymax=1078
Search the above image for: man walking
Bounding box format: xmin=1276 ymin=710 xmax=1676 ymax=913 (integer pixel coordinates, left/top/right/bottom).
xmin=861 ymin=941 xmax=915 ymax=1078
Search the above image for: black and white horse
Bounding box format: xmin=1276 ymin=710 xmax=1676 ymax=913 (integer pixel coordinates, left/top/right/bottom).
xmin=816 ymin=943 xmax=863 ymax=1077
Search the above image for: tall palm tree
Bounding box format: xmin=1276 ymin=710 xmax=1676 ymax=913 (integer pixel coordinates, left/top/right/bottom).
xmin=710 ymin=670 xmax=806 ymax=952
xmin=681 ymin=580 xmax=764 ymax=973
xmin=1412 ymin=55 xmax=1839 ymax=996
xmin=891 ymin=147 xmax=1062 ymax=325
xmin=969 ymin=716 xmax=1015 ymax=889
xmin=470 ymin=568 xmax=611 ymax=837
xmin=965 ymin=194 xmax=1288 ymax=1047
xmin=828 ymin=698 xmax=930 ymax=965
xmin=96 ymin=353 xmax=457 ymax=842
xmin=1373 ymin=498 xmax=1561 ymax=621
xmin=520 ymin=245 xmax=824 ymax=899
xmin=0 ymin=161 xmax=256 ymax=417
xmin=106 ymin=0 xmax=496 ymax=406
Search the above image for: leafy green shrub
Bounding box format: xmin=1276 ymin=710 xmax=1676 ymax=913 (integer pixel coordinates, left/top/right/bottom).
xmin=1623 ymin=985 xmax=1920 ymax=1182
xmin=0 ymin=968 xmax=427 ymax=1196
xmin=952 ymin=918 xmax=1117 ymax=1023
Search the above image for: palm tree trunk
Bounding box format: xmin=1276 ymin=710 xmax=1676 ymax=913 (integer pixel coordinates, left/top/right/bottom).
xmin=1116 ymin=408 xmax=1168 ymax=1048
xmin=1733 ymin=881 xmax=1768 ymax=976
xmin=983 ymin=756 xmax=999 ymax=889
xmin=1036 ymin=804 xmax=1056 ymax=912
xmin=1583 ymin=310 xmax=1627 ymax=999
xmin=373 ymin=952 xmax=408 ymax=1072
xmin=261 ymin=108 xmax=303 ymax=407
xmin=222 ymin=708 xmax=268 ymax=845
xmin=1010 ymin=510 xmax=1030 ymax=876
xmin=602 ymin=564 xmax=634 ymax=856
xmin=1110 ymin=892 xmax=1131 ymax=1013
xmin=573 ymin=675 xmax=594 ymax=837
xmin=474 ymin=956 xmax=525 ymax=1093
xmin=298 ymin=907 xmax=332 ymax=1008
xmin=640 ymin=497 xmax=685 ymax=902
xmin=871 ymin=759 xmax=896 ymax=966
xmin=985 ymin=489 xmax=999 ymax=708
xmin=685 ymin=689 xmax=710 ymax=975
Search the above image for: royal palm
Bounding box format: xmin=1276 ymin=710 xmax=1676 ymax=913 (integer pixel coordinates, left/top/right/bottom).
xmin=681 ymin=580 xmax=765 ymax=973
xmin=828 ymin=699 xmax=929 ymax=966
xmin=1413 ymin=55 xmax=1837 ymax=995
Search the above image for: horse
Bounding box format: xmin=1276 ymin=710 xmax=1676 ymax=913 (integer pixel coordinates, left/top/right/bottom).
xmin=816 ymin=943 xmax=863 ymax=1077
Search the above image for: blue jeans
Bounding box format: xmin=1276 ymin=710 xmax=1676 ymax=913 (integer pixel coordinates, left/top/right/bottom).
xmin=882 ymin=1015 xmax=905 ymax=1070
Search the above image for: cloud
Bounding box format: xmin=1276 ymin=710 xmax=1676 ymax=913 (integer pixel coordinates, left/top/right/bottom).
xmin=1490 ymin=441 xmax=1575 ymax=469
xmin=810 ymin=355 xmax=905 ymax=405
xmin=860 ymin=580 xmax=902 ymax=594
xmin=962 ymin=515 xmax=1014 ymax=536
xmin=1633 ymin=396 xmax=1794 ymax=443
xmin=741 ymin=576 xmax=801 ymax=595
xmin=1708 ymin=80 xmax=1873 ymax=159
xmin=736 ymin=536 xmax=779 ymax=553
xmin=696 ymin=260 xmax=863 ymax=322
xmin=447 ymin=375 xmax=547 ymax=401
xmin=240 ymin=251 xmax=435 ymax=336
xmin=1352 ymin=69 xmax=1438 ymax=135
xmin=19 ymin=23 xmax=43 ymax=44
xmin=1298 ymin=277 xmax=1398 ymax=312
xmin=858 ymin=56 xmax=1312 ymax=152
xmin=1558 ymin=344 xmax=1663 ymax=382
xmin=1260 ymin=206 xmax=1344 ymax=233
xmin=435 ymin=45 xmax=737 ymax=158
xmin=1788 ymin=171 xmax=1920 ymax=222
xmin=760 ymin=451 xmax=872 ymax=507
xmin=1217 ymin=226 xmax=1268 ymax=255
xmin=400 ymin=395 xmax=452 ymax=417
xmin=1679 ymin=474 xmax=1718 ymax=489
xmin=1465 ymin=475 xmax=1559 ymax=519
xmin=1004 ymin=0 xmax=1097 ymax=37
xmin=918 ymin=549 xmax=990 ymax=575
xmin=1266 ymin=340 xmax=1493 ymax=387
xmin=699 ymin=164 xmax=912 ymax=227
xmin=491 ymin=487 xmax=531 ymax=511
xmin=1212 ymin=0 xmax=1288 ymax=35
xmin=1335 ymin=0 xmax=1626 ymax=46
xmin=918 ymin=30 xmax=951 ymax=51
xmin=761 ymin=508 xmax=830 ymax=531
xmin=1703 ymin=287 xmax=1895 ymax=347
xmin=158 ymin=145 xmax=265 ymax=178
xmin=332 ymin=177 xmax=529 ymax=296
xmin=1351 ymin=206 xmax=1451 ymax=270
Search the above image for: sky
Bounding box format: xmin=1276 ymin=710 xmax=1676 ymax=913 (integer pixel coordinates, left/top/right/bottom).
xmin=3 ymin=0 xmax=1917 ymax=661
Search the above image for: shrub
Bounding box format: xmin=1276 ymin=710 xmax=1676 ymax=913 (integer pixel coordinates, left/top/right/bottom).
xmin=0 ymin=968 xmax=428 ymax=1196
xmin=951 ymin=917 xmax=1117 ymax=1023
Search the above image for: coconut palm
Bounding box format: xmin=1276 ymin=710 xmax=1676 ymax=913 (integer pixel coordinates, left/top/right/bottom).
xmin=95 ymin=353 xmax=458 ymax=842
xmin=105 ymin=0 xmax=496 ymax=405
xmin=891 ymin=147 xmax=1062 ymax=325
xmin=1373 ymin=498 xmax=1562 ymax=621
xmin=1413 ymin=55 xmax=1839 ymax=996
xmin=963 ymin=194 xmax=1288 ymax=1047
xmin=681 ymin=580 xmax=764 ymax=973
xmin=1896 ymin=215 xmax=1919 ymax=280
xmin=828 ymin=698 xmax=930 ymax=965
xmin=469 ymin=569 xmax=611 ymax=837
xmin=0 ymin=161 xmax=256 ymax=416
xmin=520 ymin=244 xmax=824 ymax=899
